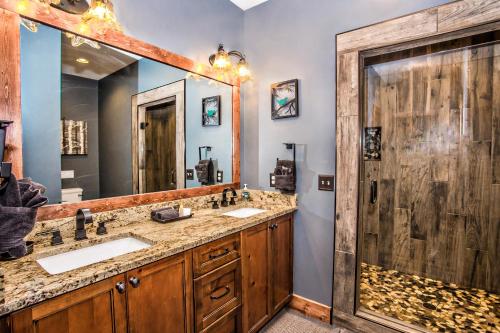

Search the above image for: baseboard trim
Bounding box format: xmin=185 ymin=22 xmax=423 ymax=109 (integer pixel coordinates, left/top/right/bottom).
xmin=288 ymin=294 xmax=331 ymax=323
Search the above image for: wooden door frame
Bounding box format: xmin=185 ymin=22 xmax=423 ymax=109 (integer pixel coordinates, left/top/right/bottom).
xmin=0 ymin=1 xmax=241 ymax=221
xmin=333 ymin=1 xmax=500 ymax=332
xmin=132 ymin=80 xmax=186 ymax=194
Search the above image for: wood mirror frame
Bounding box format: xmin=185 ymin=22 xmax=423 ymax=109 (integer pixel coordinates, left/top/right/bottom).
xmin=0 ymin=1 xmax=241 ymax=221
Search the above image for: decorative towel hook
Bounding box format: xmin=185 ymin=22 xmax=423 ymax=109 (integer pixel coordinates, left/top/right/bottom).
xmin=198 ymin=146 xmax=213 ymax=161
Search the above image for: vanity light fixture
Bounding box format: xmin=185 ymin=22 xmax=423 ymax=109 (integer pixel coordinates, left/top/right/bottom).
xmin=76 ymin=57 xmax=89 ymax=64
xmin=209 ymin=44 xmax=251 ymax=82
xmin=80 ymin=0 xmax=122 ymax=35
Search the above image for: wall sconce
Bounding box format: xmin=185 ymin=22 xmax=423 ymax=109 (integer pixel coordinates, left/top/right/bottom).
xmin=16 ymin=0 xmax=122 ymax=35
xmin=80 ymin=0 xmax=122 ymax=34
xmin=209 ymin=44 xmax=251 ymax=82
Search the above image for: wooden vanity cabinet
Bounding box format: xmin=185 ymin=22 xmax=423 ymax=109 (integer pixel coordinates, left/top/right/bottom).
xmin=269 ymin=214 xmax=293 ymax=313
xmin=126 ymin=251 xmax=194 ymax=333
xmin=10 ymin=274 xmax=128 ymax=333
xmin=8 ymin=251 xmax=193 ymax=333
xmin=241 ymin=214 xmax=293 ymax=333
xmin=5 ymin=213 xmax=293 ymax=333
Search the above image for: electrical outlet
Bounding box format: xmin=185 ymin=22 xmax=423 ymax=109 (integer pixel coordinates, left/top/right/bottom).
xmin=217 ymin=170 xmax=223 ymax=183
xmin=318 ymin=175 xmax=335 ymax=191
xmin=186 ymin=169 xmax=194 ymax=180
xmin=270 ymin=173 xmax=276 ymax=187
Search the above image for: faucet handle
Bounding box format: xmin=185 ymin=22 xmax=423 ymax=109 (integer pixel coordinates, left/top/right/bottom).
xmin=208 ymin=197 xmax=220 ymax=209
xmin=51 ymin=230 xmax=64 ymax=246
xmin=96 ymin=222 xmax=108 ymax=235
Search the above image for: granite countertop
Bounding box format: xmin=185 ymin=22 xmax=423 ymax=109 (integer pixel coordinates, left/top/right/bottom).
xmin=0 ymin=190 xmax=296 ymax=316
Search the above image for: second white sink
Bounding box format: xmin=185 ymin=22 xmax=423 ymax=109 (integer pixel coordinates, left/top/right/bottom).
xmin=36 ymin=236 xmax=151 ymax=275
xmin=223 ymin=208 xmax=267 ymax=218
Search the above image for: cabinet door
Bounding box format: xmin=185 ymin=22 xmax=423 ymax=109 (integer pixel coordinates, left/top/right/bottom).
xmin=270 ymin=214 xmax=293 ymax=314
xmin=10 ymin=274 xmax=127 ymax=333
xmin=241 ymin=223 xmax=271 ymax=333
xmin=126 ymin=251 xmax=193 ymax=333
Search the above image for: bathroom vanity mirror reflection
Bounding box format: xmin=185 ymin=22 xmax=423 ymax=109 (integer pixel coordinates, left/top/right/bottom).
xmin=20 ymin=22 xmax=233 ymax=204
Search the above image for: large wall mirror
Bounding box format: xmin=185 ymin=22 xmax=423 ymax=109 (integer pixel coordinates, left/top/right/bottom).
xmin=19 ymin=22 xmax=233 ymax=205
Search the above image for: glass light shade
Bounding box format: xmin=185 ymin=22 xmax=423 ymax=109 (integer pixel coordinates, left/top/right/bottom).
xmin=237 ymin=60 xmax=251 ymax=82
xmin=65 ymin=32 xmax=101 ymax=49
xmin=213 ymin=50 xmax=231 ymax=71
xmin=81 ymin=0 xmax=122 ymax=34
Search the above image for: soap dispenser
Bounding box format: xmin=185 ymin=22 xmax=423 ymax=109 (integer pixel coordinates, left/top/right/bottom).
xmin=242 ymin=184 xmax=250 ymax=201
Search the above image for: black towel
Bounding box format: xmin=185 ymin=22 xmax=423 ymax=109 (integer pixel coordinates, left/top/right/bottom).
xmin=151 ymin=206 xmax=179 ymax=222
xmin=0 ymin=175 xmax=48 ymax=258
xmin=195 ymin=160 xmax=213 ymax=185
xmin=274 ymin=159 xmax=296 ymax=193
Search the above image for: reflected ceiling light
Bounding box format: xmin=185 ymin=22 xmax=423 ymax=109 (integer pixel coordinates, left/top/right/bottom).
xmin=76 ymin=57 xmax=89 ymax=64
xmin=81 ymin=0 xmax=122 ymax=34
xmin=65 ymin=32 xmax=101 ymax=49
xmin=209 ymin=44 xmax=251 ymax=82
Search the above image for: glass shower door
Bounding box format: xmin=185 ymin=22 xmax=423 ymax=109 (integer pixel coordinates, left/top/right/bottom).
xmin=359 ymin=34 xmax=500 ymax=332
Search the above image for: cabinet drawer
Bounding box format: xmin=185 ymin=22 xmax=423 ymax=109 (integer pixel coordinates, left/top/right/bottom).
xmin=202 ymin=307 xmax=240 ymax=333
xmin=194 ymin=259 xmax=241 ymax=332
xmin=193 ymin=234 xmax=240 ymax=277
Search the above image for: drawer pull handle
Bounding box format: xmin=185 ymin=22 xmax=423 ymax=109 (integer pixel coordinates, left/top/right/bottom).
xmin=209 ymin=248 xmax=230 ymax=260
xmin=210 ymin=286 xmax=230 ymax=300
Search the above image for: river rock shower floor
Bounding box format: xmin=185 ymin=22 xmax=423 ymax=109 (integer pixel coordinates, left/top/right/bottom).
xmin=360 ymin=263 xmax=500 ymax=332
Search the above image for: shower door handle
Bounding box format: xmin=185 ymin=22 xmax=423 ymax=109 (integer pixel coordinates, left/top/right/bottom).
xmin=370 ymin=180 xmax=377 ymax=204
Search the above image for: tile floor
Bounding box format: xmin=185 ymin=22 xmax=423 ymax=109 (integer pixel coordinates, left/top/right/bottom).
xmin=360 ymin=263 xmax=500 ymax=333
xmin=260 ymin=309 xmax=354 ymax=333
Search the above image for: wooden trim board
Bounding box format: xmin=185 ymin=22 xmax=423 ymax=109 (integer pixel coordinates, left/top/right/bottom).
xmin=0 ymin=1 xmax=238 ymax=86
xmin=0 ymin=4 xmax=241 ymax=221
xmin=288 ymin=294 xmax=331 ymax=324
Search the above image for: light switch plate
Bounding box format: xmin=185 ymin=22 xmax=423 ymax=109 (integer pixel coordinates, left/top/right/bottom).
xmin=186 ymin=169 xmax=194 ymax=180
xmin=318 ymin=175 xmax=334 ymax=191
xmin=217 ymin=170 xmax=224 ymax=183
xmin=270 ymin=173 xmax=276 ymax=187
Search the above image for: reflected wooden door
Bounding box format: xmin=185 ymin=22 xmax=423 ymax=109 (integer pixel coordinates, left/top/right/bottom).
xmin=144 ymin=101 xmax=177 ymax=192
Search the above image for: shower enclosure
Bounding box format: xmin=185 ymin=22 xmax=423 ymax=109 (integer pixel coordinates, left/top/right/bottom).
xmin=358 ymin=31 xmax=499 ymax=332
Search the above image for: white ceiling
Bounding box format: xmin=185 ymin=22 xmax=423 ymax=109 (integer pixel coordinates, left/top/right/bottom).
xmin=229 ymin=0 xmax=269 ymax=11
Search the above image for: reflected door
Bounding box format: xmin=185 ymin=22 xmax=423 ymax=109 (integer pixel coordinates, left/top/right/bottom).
xmin=144 ymin=101 xmax=177 ymax=192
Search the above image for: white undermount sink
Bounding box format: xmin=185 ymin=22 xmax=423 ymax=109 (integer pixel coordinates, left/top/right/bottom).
xmin=36 ymin=236 xmax=152 ymax=275
xmin=222 ymin=208 xmax=267 ymax=218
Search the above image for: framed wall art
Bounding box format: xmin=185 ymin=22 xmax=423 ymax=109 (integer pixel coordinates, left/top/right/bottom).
xmin=271 ymin=79 xmax=299 ymax=120
xmin=202 ymin=95 xmax=221 ymax=126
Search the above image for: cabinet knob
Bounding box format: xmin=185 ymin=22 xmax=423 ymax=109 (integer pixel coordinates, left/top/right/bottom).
xmin=129 ymin=276 xmax=141 ymax=288
xmin=269 ymin=223 xmax=278 ymax=230
xmin=115 ymin=281 xmax=126 ymax=294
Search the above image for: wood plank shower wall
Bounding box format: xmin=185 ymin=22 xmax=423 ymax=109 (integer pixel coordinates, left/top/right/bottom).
xmin=361 ymin=42 xmax=500 ymax=293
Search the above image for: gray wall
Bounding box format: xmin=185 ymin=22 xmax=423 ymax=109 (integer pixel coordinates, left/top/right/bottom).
xmin=98 ymin=62 xmax=139 ymax=198
xmin=242 ymin=0 xmax=449 ymax=306
xmin=114 ymin=0 xmax=244 ymax=63
xmin=20 ymin=24 xmax=61 ymax=204
xmin=61 ymin=74 xmax=100 ymax=200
